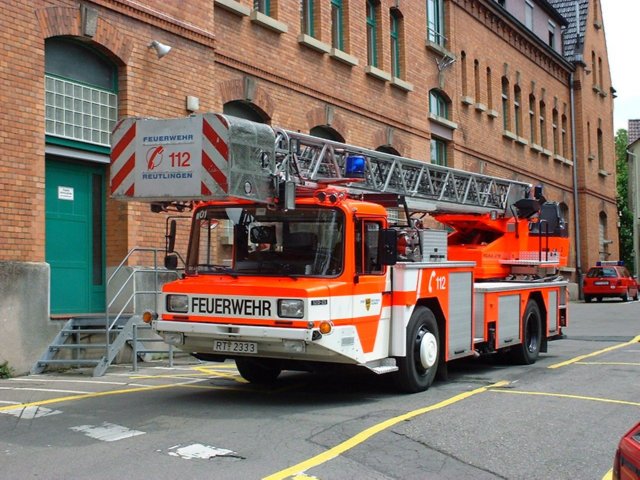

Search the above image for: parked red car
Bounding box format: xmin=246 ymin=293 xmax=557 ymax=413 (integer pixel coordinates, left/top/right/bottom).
xmin=583 ymin=262 xmax=639 ymax=303
xmin=613 ymin=421 xmax=640 ymax=480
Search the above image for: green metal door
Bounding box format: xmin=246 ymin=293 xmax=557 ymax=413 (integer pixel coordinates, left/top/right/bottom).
xmin=46 ymin=158 xmax=105 ymax=314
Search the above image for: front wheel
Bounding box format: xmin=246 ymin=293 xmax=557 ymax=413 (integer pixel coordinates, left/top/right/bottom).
xmin=510 ymin=300 xmax=542 ymax=365
xmin=235 ymin=358 xmax=281 ymax=384
xmin=395 ymin=306 xmax=441 ymax=393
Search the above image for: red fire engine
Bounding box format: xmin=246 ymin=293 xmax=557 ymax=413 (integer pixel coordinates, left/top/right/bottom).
xmin=110 ymin=113 xmax=569 ymax=392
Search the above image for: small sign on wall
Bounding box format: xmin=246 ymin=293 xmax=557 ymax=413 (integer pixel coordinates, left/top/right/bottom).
xmin=58 ymin=186 xmax=74 ymax=201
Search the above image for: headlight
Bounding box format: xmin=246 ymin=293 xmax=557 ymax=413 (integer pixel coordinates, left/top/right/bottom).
xmin=166 ymin=294 xmax=189 ymax=313
xmin=278 ymin=299 xmax=304 ymax=318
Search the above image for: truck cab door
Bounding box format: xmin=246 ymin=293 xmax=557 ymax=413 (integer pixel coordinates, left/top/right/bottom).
xmin=351 ymin=218 xmax=391 ymax=356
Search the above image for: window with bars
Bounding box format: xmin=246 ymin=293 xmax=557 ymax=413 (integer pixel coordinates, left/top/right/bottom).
xmin=45 ymin=38 xmax=118 ymax=150
xmin=427 ymin=0 xmax=445 ymax=46
xmin=45 ymin=76 xmax=117 ymax=148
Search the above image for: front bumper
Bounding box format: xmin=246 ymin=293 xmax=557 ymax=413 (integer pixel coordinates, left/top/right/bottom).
xmin=152 ymin=319 xmax=360 ymax=364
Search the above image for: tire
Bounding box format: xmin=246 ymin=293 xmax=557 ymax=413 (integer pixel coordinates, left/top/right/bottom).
xmin=634 ymin=290 xmax=639 ymax=302
xmin=395 ymin=306 xmax=440 ymax=393
xmin=597 ymin=297 xmax=603 ymax=303
xmin=235 ymin=358 xmax=281 ymax=384
xmin=510 ymin=300 xmax=542 ymax=365
xmin=621 ymin=290 xmax=629 ymax=302
xmin=584 ymin=295 xmax=592 ymax=303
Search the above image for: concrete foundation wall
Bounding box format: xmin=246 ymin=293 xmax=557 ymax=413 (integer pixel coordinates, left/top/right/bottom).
xmin=0 ymin=262 xmax=59 ymax=376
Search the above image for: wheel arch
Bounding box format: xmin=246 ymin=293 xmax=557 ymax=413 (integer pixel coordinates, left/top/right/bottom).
xmin=526 ymin=291 xmax=548 ymax=353
xmin=416 ymin=297 xmax=446 ymax=360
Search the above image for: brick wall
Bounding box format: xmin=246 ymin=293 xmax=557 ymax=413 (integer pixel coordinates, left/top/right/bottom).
xmin=0 ymin=0 xmax=617 ymax=282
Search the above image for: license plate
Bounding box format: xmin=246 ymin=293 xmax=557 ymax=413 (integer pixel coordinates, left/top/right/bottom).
xmin=212 ymin=340 xmax=258 ymax=354
xmin=594 ymin=281 xmax=609 ymax=285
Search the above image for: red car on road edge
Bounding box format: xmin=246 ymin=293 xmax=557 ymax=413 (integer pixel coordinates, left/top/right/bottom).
xmin=583 ymin=261 xmax=639 ymax=303
xmin=613 ymin=421 xmax=640 ymax=479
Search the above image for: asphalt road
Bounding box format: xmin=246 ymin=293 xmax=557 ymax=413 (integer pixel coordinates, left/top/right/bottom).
xmin=1 ymin=299 xmax=638 ymax=480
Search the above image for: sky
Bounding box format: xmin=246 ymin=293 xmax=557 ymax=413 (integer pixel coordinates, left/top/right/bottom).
xmin=600 ymin=0 xmax=640 ymax=132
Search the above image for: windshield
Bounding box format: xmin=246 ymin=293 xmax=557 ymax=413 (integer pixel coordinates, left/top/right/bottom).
xmin=186 ymin=205 xmax=345 ymax=277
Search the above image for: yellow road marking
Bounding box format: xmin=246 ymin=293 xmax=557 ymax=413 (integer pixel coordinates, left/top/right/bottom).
xmin=575 ymin=361 xmax=640 ymax=366
xmin=262 ymin=381 xmax=508 ymax=480
xmin=602 ymin=468 xmax=613 ymax=480
xmin=548 ymin=335 xmax=640 ymax=369
xmin=493 ymin=389 xmax=640 ymax=407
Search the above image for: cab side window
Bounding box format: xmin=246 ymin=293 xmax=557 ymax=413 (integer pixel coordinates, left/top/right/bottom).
xmin=355 ymin=220 xmax=383 ymax=274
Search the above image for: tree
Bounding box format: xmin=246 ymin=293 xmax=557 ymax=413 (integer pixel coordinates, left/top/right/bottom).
xmin=615 ymin=129 xmax=634 ymax=274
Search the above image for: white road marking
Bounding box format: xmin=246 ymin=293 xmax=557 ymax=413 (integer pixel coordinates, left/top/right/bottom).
xmin=11 ymin=378 xmax=149 ymax=387
xmin=168 ymin=443 xmax=236 ymax=460
xmin=1 ymin=406 xmax=62 ymax=419
xmin=0 ymin=386 xmax=90 ymax=394
xmin=70 ymin=422 xmax=145 ymax=442
xmin=0 ymin=401 xmax=21 ymax=405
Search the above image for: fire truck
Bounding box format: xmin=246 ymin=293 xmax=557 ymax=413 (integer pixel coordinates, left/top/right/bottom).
xmin=111 ymin=113 xmax=569 ymax=393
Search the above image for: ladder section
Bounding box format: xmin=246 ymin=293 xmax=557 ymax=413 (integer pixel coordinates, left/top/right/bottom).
xmin=276 ymin=129 xmax=531 ymax=214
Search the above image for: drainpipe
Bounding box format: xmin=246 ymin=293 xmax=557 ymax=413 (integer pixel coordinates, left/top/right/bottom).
xmin=626 ymin=149 xmax=640 ymax=277
xmin=570 ymin=72 xmax=583 ymax=299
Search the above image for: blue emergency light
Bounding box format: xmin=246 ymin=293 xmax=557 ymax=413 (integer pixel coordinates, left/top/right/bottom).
xmin=345 ymin=155 xmax=366 ymax=178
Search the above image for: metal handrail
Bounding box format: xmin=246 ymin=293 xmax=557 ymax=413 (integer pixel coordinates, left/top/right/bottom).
xmin=103 ymin=247 xmax=179 ymax=363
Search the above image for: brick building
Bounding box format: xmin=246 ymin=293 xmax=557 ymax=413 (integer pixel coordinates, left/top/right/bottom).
xmin=0 ymin=0 xmax=616 ymax=371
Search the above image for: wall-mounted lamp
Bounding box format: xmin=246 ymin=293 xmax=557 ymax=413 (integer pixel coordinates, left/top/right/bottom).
xmin=148 ymin=40 xmax=172 ymax=59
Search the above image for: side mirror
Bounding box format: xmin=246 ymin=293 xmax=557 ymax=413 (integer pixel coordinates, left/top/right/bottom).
xmin=379 ymin=228 xmax=398 ymax=266
xmin=164 ymin=254 xmax=178 ymax=270
xmin=166 ymin=220 xmax=177 ymax=253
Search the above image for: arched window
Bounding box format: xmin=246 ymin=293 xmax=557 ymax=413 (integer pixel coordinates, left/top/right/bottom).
xmin=486 ymin=67 xmax=493 ymax=109
xmin=429 ymin=89 xmax=449 ymax=119
xmin=552 ymin=108 xmax=559 ymax=154
xmin=599 ymin=211 xmax=609 ymax=260
xmin=376 ymin=145 xmax=400 ymax=156
xmin=390 ymin=8 xmax=403 ymax=78
xmin=597 ymin=126 xmax=604 ymax=170
xmin=223 ymin=101 xmax=269 ymax=123
xmin=366 ymin=0 xmax=380 ymax=67
xmin=539 ymin=100 xmax=547 ymax=148
xmin=310 ymin=125 xmax=345 ymax=142
xmin=513 ymin=84 xmax=522 ymax=136
xmin=501 ymin=77 xmax=510 ymax=131
xmin=529 ymin=94 xmax=537 ymax=144
xmin=45 ymin=38 xmax=118 ymax=150
xmin=429 ymin=89 xmax=450 ymax=167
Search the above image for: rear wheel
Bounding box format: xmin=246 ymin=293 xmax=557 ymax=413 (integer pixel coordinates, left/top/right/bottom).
xmin=235 ymin=358 xmax=281 ymax=384
xmin=597 ymin=297 xmax=603 ymax=303
xmin=395 ymin=306 xmax=440 ymax=393
xmin=584 ymin=295 xmax=592 ymax=303
xmin=510 ymin=300 xmax=542 ymax=365
xmin=634 ymin=290 xmax=639 ymax=301
xmin=622 ymin=290 xmax=629 ymax=302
